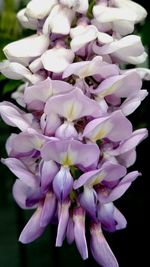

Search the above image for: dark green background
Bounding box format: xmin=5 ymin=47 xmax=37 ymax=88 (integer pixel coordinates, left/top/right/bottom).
xmin=0 ymin=1 xmax=150 ymax=266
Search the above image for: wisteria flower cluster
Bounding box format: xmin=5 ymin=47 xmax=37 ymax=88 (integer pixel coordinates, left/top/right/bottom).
xmin=0 ymin=0 xmax=149 ymax=266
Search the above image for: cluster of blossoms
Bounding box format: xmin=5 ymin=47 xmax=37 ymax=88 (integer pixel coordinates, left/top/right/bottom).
xmin=0 ymin=0 xmax=149 ymax=266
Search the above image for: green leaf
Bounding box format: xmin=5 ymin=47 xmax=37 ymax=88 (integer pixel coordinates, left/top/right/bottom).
xmin=0 ymin=74 xmax=7 ymax=81
xmin=3 ymin=80 xmax=22 ymax=94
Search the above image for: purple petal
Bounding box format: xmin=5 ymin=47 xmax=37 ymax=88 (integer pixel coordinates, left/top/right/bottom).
xmin=40 ymin=191 xmax=57 ymax=227
xmin=2 ymin=158 xmax=39 ymax=187
xmin=56 ymin=199 xmax=71 ymax=247
xmin=83 ymin=110 xmax=133 ymax=142
xmin=53 ymin=167 xmax=73 ymax=201
xmin=13 ymin=180 xmax=37 ymax=209
xmin=41 ymin=139 xmax=100 ymax=170
xmin=44 ymin=87 xmax=101 ymax=121
xmin=101 ymin=161 xmax=127 ymax=182
xmin=0 ymin=101 xmax=33 ymax=131
xmin=40 ymin=160 xmax=59 ymax=191
xmin=19 ymin=205 xmax=45 ymax=244
xmin=66 ymin=217 xmax=74 ymax=244
xmin=90 ymin=223 xmax=119 ymax=267
xmin=79 ymin=187 xmax=98 ymax=221
xmin=74 ymin=162 xmax=126 ymax=189
xmin=73 ymin=207 xmax=88 ymax=260
xmin=113 ymin=207 xmax=127 ymax=230
xmin=94 ymin=71 xmax=142 ymax=98
xmin=98 ymin=171 xmax=141 ymax=203
xmin=98 ymin=203 xmax=116 ymax=232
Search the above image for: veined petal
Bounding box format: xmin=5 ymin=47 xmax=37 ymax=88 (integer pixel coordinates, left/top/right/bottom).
xmin=90 ymin=223 xmax=119 ymax=267
xmin=19 ymin=205 xmax=45 ymax=244
xmin=73 ymin=207 xmax=88 ymax=260
xmin=41 ymin=46 xmax=74 ymax=73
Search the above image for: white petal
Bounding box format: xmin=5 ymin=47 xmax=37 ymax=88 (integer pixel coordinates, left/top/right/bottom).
xmin=17 ymin=8 xmax=38 ymax=30
xmin=43 ymin=5 xmax=75 ymax=35
xmin=111 ymin=0 xmax=147 ymax=22
xmin=41 ymin=47 xmax=74 ymax=73
xmin=70 ymin=25 xmax=98 ymax=52
xmin=97 ymin=32 xmax=113 ymax=44
xmin=0 ymin=60 xmax=43 ymax=84
xmin=3 ymin=34 xmax=49 ymax=66
xmin=93 ymin=5 xmax=136 ymax=23
xmin=29 ymin=58 xmax=43 ymax=73
xmin=26 ymin=0 xmax=57 ymax=19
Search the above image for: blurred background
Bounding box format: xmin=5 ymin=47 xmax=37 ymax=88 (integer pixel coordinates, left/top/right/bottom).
xmin=0 ymin=0 xmax=150 ymax=266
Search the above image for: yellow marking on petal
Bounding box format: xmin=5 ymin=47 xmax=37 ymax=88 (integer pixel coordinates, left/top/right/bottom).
xmin=89 ymin=171 xmax=106 ymax=186
xmin=62 ymin=154 xmax=73 ymax=167
xmin=91 ymin=122 xmax=113 ymax=142
xmin=79 ymin=65 xmax=92 ymax=78
xmin=98 ymin=80 xmax=123 ymax=98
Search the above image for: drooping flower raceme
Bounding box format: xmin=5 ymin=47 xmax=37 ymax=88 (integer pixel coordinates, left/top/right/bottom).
xmin=0 ymin=0 xmax=149 ymax=266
